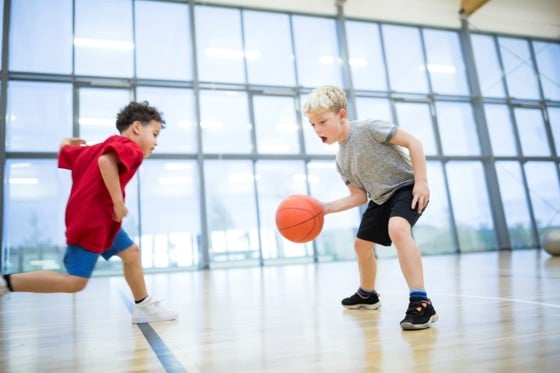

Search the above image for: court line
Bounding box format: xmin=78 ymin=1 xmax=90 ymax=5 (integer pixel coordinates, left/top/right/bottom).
xmin=435 ymin=293 xmax=560 ymax=309
xmin=119 ymin=290 xmax=188 ymax=373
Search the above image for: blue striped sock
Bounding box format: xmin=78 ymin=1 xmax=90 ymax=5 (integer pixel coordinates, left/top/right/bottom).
xmin=410 ymin=288 xmax=428 ymax=300
xmin=358 ymin=287 xmax=377 ymax=297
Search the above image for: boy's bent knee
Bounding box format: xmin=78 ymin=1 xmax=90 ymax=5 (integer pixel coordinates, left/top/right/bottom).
xmin=118 ymin=244 xmax=141 ymax=264
xmin=388 ymin=217 xmax=412 ymax=244
xmin=66 ymin=275 xmax=89 ymax=292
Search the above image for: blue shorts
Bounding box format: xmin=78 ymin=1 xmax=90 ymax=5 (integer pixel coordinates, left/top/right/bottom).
xmin=63 ymin=229 xmax=134 ymax=278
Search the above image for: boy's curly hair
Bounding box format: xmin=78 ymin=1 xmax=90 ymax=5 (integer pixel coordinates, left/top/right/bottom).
xmin=116 ymin=101 xmax=166 ymax=133
xmin=303 ymin=85 xmax=347 ymax=117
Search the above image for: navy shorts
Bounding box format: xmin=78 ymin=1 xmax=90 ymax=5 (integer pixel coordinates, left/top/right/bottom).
xmin=357 ymin=184 xmax=426 ymax=246
xmin=63 ymin=229 xmax=134 ymax=278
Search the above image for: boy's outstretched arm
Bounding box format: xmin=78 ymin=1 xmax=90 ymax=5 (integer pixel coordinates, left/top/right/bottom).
xmin=322 ymin=183 xmax=367 ymax=215
xmin=98 ymin=152 xmax=128 ymax=222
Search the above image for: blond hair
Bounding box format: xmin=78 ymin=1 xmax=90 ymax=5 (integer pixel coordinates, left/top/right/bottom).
xmin=303 ymin=85 xmax=347 ymax=117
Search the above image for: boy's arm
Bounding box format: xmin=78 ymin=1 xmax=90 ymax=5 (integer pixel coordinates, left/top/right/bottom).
xmin=58 ymin=137 xmax=87 ymax=170
xmin=59 ymin=137 xmax=86 ymax=150
xmin=98 ymin=152 xmax=128 ymax=222
xmin=389 ymin=127 xmax=430 ymax=213
xmin=322 ymin=183 xmax=367 ymax=215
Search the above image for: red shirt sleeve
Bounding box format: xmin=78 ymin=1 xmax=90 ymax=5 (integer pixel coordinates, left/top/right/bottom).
xmin=58 ymin=144 xmax=87 ymax=170
xmin=103 ymin=138 xmax=143 ymax=173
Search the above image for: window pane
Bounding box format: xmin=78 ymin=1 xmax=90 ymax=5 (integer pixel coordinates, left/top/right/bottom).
xmin=135 ymin=1 xmax=192 ymax=80
xmin=395 ymin=102 xmax=438 ymax=156
xmin=79 ymin=88 xmax=131 ymax=144
xmin=136 ymin=87 xmax=197 ymax=153
xmin=495 ymin=161 xmax=536 ymax=248
xmin=307 ymin=161 xmax=361 ymax=261
xmin=484 ymin=104 xmax=518 ymax=156
xmin=423 ymin=29 xmax=468 ymax=95
xmin=75 ymin=0 xmax=133 ymax=77
xmin=524 ymin=162 xmax=560 ymax=233
xmin=292 ymin=16 xmax=342 ymax=88
xmin=549 ymin=107 xmax=560 ymax=156
xmin=301 ymin=93 xmax=339 ymax=156
xmin=471 ymin=34 xmax=505 ymax=97
xmin=6 ymin=81 xmax=72 ymax=152
xmin=200 ymin=90 xmax=251 ymax=153
xmin=205 ymin=160 xmax=259 ymax=267
xmin=354 ymin=97 xmax=391 ymax=122
xmin=3 ymin=160 xmax=70 ymax=273
xmin=243 ymin=11 xmax=295 ymax=86
xmin=253 ymin=95 xmax=299 ymax=154
xmin=346 ymin=21 xmax=387 ymax=91
xmin=9 ymin=0 xmax=72 ymax=74
xmin=436 ymin=101 xmax=480 ymax=155
xmin=514 ymin=108 xmax=550 ymax=156
xmin=382 ymin=25 xmax=429 ymax=93
xmin=414 ymin=161 xmax=455 ymax=254
xmin=499 ymin=37 xmax=540 ymax=100
xmin=139 ymin=160 xmax=200 ymax=269
xmin=533 ymin=41 xmax=560 ymax=101
xmin=255 ymin=161 xmax=313 ymax=263
xmin=195 ymin=6 xmax=244 ymax=84
xmin=446 ymin=161 xmax=498 ymax=252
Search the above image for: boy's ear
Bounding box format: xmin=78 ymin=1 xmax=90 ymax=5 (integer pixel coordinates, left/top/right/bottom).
xmin=131 ymin=120 xmax=143 ymax=134
xmin=339 ymin=108 xmax=347 ymax=120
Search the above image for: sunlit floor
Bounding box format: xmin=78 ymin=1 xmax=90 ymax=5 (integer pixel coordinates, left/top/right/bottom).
xmin=1 ymin=249 xmax=559 ymax=372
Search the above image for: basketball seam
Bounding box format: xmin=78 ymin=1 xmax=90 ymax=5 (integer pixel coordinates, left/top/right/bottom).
xmin=277 ymin=211 xmax=323 ymax=230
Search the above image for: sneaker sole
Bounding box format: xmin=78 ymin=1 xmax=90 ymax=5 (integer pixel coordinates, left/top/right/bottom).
xmin=343 ymin=303 xmax=381 ymax=310
xmin=400 ymin=313 xmax=438 ymax=330
xmin=132 ymin=315 xmax=178 ymax=324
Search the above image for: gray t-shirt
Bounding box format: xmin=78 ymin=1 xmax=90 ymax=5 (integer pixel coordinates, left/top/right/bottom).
xmin=336 ymin=119 xmax=414 ymax=204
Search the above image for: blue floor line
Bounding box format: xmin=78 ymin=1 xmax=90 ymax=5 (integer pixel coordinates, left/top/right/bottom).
xmin=119 ymin=290 xmax=187 ymax=373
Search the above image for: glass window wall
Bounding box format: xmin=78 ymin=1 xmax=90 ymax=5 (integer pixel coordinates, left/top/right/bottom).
xmin=9 ymin=0 xmax=72 ymax=74
xmin=1 ymin=0 xmax=559 ymax=273
xmin=6 ymin=81 xmax=72 ymax=152
xmin=74 ymin=0 xmax=134 ymax=77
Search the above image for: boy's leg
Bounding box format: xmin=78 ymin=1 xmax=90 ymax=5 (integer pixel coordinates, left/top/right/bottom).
xmin=7 ymin=271 xmax=88 ymax=293
xmin=1 ymin=244 xmax=97 ymax=295
xmin=388 ymin=216 xmax=438 ymax=330
xmin=355 ymin=238 xmax=377 ymax=291
xmin=107 ymin=230 xmax=177 ymax=323
xmin=341 ymin=237 xmax=381 ymax=310
xmin=388 ymin=217 xmax=424 ymax=289
xmin=117 ymin=243 xmax=148 ymax=302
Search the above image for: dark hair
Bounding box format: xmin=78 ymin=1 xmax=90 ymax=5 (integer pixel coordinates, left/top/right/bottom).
xmin=115 ymin=101 xmax=165 ymax=133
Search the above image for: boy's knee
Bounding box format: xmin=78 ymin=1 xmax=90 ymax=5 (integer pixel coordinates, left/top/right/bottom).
xmin=354 ymin=239 xmax=374 ymax=258
xmin=119 ymin=244 xmax=141 ymax=264
xmin=67 ymin=276 xmax=88 ymax=292
xmin=388 ymin=218 xmax=412 ymax=244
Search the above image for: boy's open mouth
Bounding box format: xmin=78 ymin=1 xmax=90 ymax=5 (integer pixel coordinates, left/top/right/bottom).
xmin=321 ymin=136 xmax=327 ymax=143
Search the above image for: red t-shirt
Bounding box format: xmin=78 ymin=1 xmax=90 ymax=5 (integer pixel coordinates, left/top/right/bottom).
xmin=58 ymin=135 xmax=144 ymax=253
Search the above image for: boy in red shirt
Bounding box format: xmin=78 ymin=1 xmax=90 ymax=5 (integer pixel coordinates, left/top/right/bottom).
xmin=1 ymin=101 xmax=177 ymax=324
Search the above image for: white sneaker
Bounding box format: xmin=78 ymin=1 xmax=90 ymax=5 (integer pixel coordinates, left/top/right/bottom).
xmin=0 ymin=275 xmax=9 ymax=296
xmin=132 ymin=296 xmax=178 ymax=324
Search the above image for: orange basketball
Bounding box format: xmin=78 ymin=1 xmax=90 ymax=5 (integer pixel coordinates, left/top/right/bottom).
xmin=275 ymin=194 xmax=324 ymax=243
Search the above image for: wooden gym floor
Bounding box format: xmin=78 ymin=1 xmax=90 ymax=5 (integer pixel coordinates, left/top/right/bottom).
xmin=1 ymin=249 xmax=559 ymax=372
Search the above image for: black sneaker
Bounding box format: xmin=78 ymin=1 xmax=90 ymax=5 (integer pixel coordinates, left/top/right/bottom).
xmin=400 ymin=297 xmax=438 ymax=330
xmin=341 ymin=292 xmax=381 ymax=310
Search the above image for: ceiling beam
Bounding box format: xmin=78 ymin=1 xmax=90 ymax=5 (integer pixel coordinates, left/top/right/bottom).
xmin=459 ymin=0 xmax=490 ymax=16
